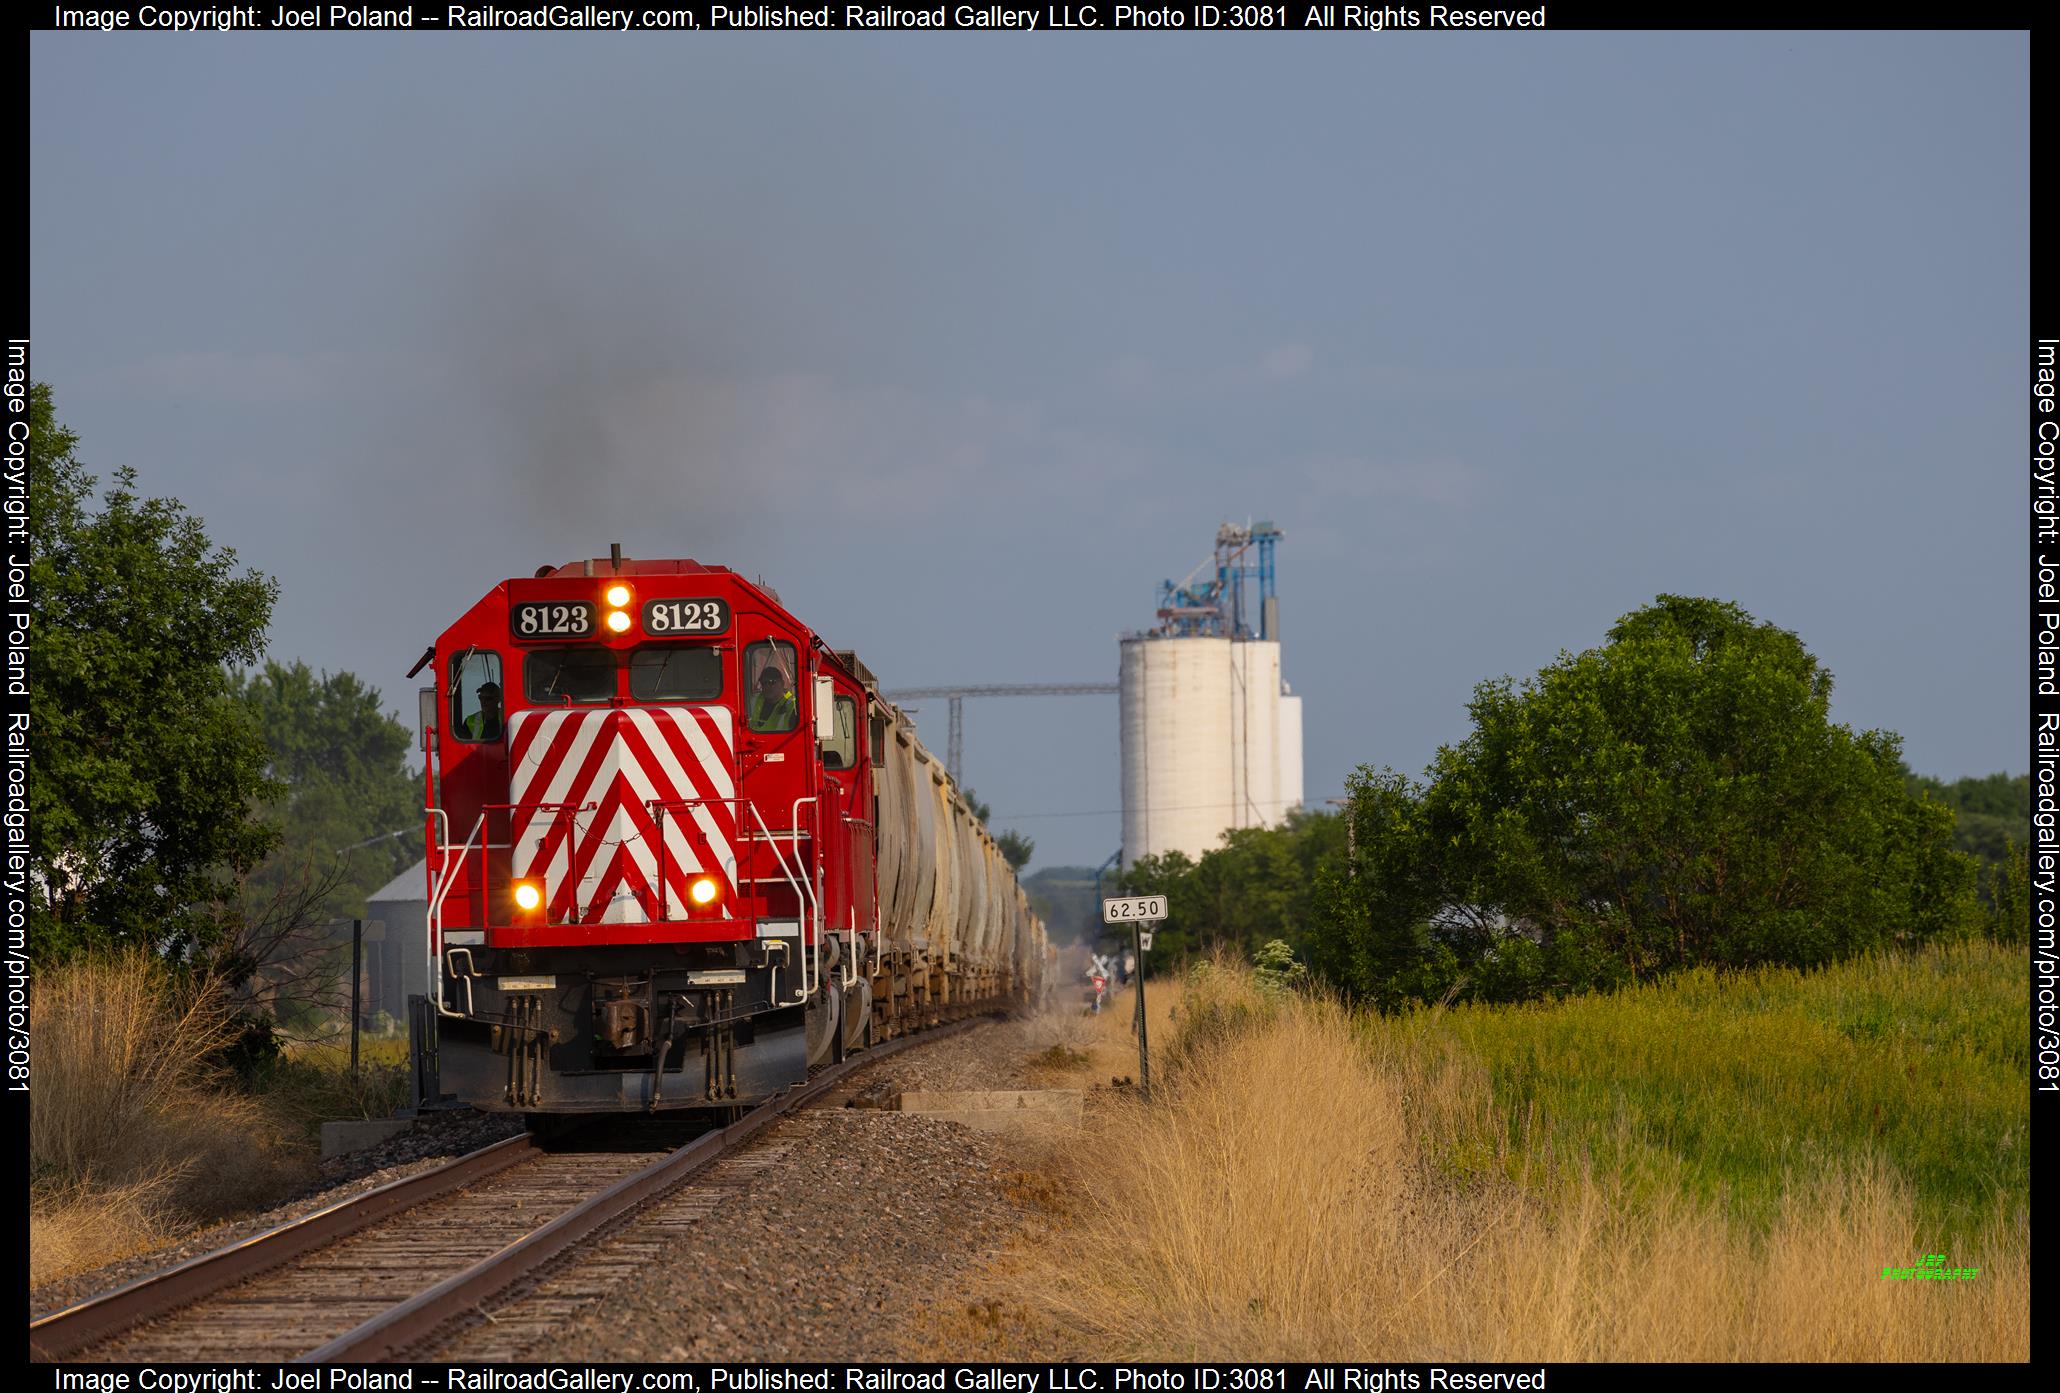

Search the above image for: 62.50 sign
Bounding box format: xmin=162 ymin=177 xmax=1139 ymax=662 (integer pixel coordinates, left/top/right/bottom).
xmin=1102 ymin=895 xmax=1168 ymax=923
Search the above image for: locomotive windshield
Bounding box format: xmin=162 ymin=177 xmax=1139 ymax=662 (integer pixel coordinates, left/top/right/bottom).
xmin=525 ymin=647 xmax=616 ymax=704
xmin=630 ymin=646 xmax=722 ymax=702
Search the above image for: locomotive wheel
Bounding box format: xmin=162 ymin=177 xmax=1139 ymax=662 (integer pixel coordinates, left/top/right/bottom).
xmin=804 ymin=979 xmax=844 ymax=1069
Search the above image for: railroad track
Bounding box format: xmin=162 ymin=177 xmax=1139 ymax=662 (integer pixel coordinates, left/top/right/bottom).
xmin=29 ymin=1017 xmax=992 ymax=1364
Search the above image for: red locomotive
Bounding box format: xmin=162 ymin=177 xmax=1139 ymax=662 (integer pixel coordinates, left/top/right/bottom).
xmin=409 ymin=549 xmax=1050 ymax=1114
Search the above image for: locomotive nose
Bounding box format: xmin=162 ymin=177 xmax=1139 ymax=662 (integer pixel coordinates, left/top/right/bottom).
xmin=508 ymin=705 xmax=737 ymax=929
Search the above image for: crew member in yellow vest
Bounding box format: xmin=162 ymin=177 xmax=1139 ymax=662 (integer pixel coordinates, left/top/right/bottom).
xmin=464 ymin=681 xmax=504 ymax=740
xmin=748 ymin=667 xmax=796 ymax=732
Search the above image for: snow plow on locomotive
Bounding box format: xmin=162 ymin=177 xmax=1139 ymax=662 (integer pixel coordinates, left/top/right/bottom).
xmin=409 ymin=552 xmax=1051 ymax=1115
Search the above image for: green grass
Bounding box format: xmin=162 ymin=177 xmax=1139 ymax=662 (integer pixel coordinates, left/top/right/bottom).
xmin=1370 ymin=940 xmax=2027 ymax=1241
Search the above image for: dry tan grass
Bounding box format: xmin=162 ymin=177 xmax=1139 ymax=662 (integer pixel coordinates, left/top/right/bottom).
xmin=28 ymin=1177 xmax=185 ymax=1290
xmin=29 ymin=952 xmax=310 ymax=1286
xmin=1004 ymin=965 xmax=2029 ymax=1362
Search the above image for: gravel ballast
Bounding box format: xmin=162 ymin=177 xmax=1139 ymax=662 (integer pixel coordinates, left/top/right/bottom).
xmin=34 ymin=1017 xmax=1086 ymax=1359
xmin=446 ymin=1019 xmax=1073 ymax=1362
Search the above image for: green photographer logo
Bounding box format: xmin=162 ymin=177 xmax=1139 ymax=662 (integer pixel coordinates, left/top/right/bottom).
xmin=1882 ymin=1253 xmax=1980 ymax=1281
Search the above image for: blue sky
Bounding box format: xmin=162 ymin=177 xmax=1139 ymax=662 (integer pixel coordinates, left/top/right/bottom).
xmin=30 ymin=31 xmax=2029 ymax=867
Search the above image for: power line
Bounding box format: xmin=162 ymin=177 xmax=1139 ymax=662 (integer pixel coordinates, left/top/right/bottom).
xmin=994 ymin=798 xmax=1345 ymax=822
xmin=883 ymin=683 xmax=1118 ymax=786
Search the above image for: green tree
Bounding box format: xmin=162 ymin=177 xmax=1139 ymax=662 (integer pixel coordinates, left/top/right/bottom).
xmin=1123 ymin=808 xmax=1346 ymax=963
xmin=961 ymin=788 xmax=1034 ymax=872
xmin=231 ymin=660 xmax=424 ymax=916
xmin=1120 ymin=849 xmax=1201 ymax=957
xmin=211 ymin=661 xmax=425 ymax=1040
xmin=28 ymin=384 xmax=281 ymax=958
xmin=1981 ymin=838 xmax=2029 ymax=945
xmin=995 ymin=829 xmax=1035 ymax=871
xmin=1316 ymin=596 xmax=1979 ymax=1006
xmin=1906 ymin=769 xmax=2028 ymax=870
xmin=1306 ymin=768 xmax=1480 ymax=1009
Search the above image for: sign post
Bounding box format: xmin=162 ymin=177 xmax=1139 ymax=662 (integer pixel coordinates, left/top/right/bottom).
xmin=1102 ymin=895 xmax=1168 ymax=1099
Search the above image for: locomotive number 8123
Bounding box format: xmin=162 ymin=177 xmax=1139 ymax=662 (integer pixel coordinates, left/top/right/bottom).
xmin=409 ymin=549 xmax=1051 ymax=1116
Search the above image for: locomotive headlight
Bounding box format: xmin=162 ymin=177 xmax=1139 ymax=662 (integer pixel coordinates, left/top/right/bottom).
xmin=604 ymin=583 xmax=633 ymax=608
xmin=512 ymin=879 xmax=544 ymax=913
xmin=688 ymin=875 xmax=721 ymax=907
xmin=605 ymin=609 xmax=633 ymax=633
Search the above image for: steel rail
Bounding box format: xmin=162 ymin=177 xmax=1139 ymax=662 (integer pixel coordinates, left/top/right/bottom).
xmin=304 ymin=1014 xmax=996 ymax=1363
xmin=28 ymin=1133 xmax=541 ymax=1362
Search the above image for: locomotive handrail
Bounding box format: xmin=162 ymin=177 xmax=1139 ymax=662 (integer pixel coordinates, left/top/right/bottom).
xmin=424 ymin=807 xmax=538 ymax=1017
xmin=428 ymin=812 xmax=487 ymax=1021
xmin=421 ymin=794 xmax=824 ymax=1013
xmin=791 ymin=796 xmax=822 ymax=999
xmin=744 ymin=800 xmax=814 ymax=1006
xmin=841 ymin=814 xmax=875 ymax=989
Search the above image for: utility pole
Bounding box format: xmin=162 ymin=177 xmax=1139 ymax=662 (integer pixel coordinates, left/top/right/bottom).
xmin=948 ymin=695 xmax=963 ymax=791
xmin=350 ymin=919 xmax=363 ymax=1080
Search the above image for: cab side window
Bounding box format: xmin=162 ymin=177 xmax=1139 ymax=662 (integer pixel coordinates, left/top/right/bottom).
xmin=744 ymin=641 xmax=798 ymax=733
xmin=823 ymin=695 xmax=857 ymax=769
xmin=449 ymin=650 xmax=504 ymax=743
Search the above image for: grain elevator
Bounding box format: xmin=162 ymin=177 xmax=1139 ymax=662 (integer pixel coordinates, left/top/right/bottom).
xmin=1120 ymin=522 xmax=1304 ymax=866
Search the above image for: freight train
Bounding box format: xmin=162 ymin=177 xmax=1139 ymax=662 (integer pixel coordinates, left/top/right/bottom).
xmin=407 ymin=550 xmax=1051 ymax=1115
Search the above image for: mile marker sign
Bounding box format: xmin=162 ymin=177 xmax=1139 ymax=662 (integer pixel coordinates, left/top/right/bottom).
xmin=1103 ymin=895 xmax=1168 ymax=924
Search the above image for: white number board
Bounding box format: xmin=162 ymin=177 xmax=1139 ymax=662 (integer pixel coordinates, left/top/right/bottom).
xmin=1102 ymin=895 xmax=1168 ymax=924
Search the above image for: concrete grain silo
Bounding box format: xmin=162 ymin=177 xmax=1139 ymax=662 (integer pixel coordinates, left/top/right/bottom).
xmin=1278 ymin=683 xmax=1304 ymax=815
xmin=1120 ymin=523 xmax=1303 ymax=867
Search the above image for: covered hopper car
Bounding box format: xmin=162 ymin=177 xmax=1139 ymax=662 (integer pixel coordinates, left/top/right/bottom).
xmin=408 ymin=551 xmax=1051 ymax=1114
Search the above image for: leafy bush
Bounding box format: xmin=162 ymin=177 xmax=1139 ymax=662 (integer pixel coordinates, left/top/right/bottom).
xmin=1251 ymin=939 xmax=1308 ymax=995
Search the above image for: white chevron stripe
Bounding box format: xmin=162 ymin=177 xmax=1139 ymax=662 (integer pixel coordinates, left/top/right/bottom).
xmin=621 ymin=709 xmax=738 ymax=887
xmin=675 ymin=709 xmax=737 ymax=800
xmin=623 ymin=709 xmax=704 ymax=809
xmin=606 ymin=749 xmax=710 ymax=891
xmin=511 ymin=711 xmax=604 ymax=885
xmin=515 ymin=710 xmax=606 ymax=814
xmin=503 ymin=705 xmax=739 ymax=924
